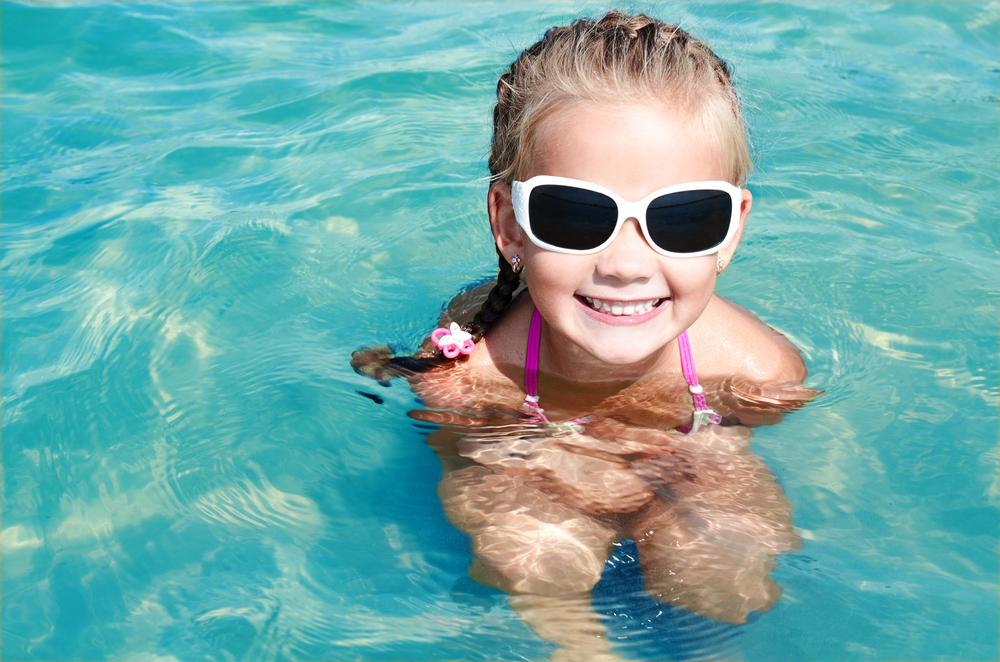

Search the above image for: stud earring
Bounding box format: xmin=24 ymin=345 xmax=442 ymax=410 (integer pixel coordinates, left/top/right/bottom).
xmin=716 ymin=258 xmax=726 ymax=275
xmin=511 ymin=254 xmax=523 ymax=273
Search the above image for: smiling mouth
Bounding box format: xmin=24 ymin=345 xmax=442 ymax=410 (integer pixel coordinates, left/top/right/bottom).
xmin=581 ymin=296 xmax=666 ymax=316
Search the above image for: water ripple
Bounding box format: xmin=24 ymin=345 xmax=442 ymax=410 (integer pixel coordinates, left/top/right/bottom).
xmin=3 ymin=2 xmax=997 ymax=661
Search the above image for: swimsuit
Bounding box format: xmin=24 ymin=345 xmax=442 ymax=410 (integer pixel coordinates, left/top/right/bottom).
xmin=520 ymin=308 xmax=721 ymax=434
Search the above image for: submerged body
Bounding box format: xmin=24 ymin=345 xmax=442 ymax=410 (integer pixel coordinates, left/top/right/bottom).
xmin=411 ymin=287 xmax=811 ymax=614
xmin=361 ymin=284 xmax=816 ymax=658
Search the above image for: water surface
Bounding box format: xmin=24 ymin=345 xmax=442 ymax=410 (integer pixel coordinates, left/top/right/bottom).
xmin=2 ymin=1 xmax=998 ymax=660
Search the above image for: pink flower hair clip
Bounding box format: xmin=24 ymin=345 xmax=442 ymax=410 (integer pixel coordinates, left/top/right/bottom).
xmin=431 ymin=322 xmax=475 ymax=358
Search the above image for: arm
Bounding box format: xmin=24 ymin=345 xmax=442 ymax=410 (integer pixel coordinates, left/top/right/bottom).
xmin=627 ymin=424 xmax=801 ymax=624
xmin=452 ymin=427 xmax=658 ymax=515
xmin=350 ymin=278 xmax=504 ymax=385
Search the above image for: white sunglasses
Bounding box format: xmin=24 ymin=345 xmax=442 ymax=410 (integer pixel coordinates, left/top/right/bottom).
xmin=511 ymin=175 xmax=742 ymax=257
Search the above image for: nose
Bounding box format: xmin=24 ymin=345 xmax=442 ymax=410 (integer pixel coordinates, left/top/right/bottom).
xmin=594 ymin=217 xmax=657 ymax=283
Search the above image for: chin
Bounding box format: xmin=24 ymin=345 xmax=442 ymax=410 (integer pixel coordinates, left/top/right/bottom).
xmin=582 ymin=342 xmax=660 ymax=367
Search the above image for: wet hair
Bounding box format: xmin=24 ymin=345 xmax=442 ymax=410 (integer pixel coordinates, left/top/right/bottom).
xmin=356 ymin=11 xmax=750 ymax=374
xmin=491 ymin=11 xmax=750 ymax=186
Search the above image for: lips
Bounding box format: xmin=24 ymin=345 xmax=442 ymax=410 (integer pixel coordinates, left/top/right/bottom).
xmin=582 ymin=296 xmax=664 ymax=316
xmin=576 ymin=295 xmax=668 ymax=326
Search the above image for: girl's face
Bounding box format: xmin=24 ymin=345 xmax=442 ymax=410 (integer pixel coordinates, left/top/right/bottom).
xmin=490 ymin=102 xmax=752 ymax=373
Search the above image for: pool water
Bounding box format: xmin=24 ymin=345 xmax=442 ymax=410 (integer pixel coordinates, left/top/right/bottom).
xmin=2 ymin=1 xmax=997 ymax=660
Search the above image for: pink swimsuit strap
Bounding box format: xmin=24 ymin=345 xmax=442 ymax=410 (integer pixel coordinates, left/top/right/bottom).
xmin=524 ymin=307 xmax=543 ymax=398
xmin=676 ymin=329 xmax=711 ymax=414
xmin=522 ymin=307 xmax=720 ymax=431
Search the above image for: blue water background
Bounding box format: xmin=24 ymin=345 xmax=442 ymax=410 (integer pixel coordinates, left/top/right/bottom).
xmin=2 ymin=1 xmax=998 ymax=660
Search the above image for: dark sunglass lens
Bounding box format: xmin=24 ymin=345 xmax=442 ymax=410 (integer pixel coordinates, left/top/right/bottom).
xmin=646 ymin=190 xmax=732 ymax=253
xmin=529 ymin=185 xmax=618 ymax=251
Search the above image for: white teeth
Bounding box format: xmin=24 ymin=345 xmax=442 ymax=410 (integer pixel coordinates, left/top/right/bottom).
xmin=584 ymin=297 xmax=662 ymax=316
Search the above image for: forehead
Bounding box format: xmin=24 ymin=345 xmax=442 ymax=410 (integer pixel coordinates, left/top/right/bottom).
xmin=526 ymin=101 xmax=726 ymax=199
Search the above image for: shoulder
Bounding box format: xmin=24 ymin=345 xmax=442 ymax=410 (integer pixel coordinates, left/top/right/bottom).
xmin=411 ymin=292 xmax=533 ymax=411
xmin=689 ymin=296 xmax=808 ymax=385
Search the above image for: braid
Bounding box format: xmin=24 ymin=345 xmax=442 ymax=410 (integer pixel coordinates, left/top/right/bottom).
xmin=351 ymin=247 xmax=520 ymax=382
xmin=464 ymin=247 xmax=522 ymax=342
xmin=371 ymin=247 xmax=520 ymax=374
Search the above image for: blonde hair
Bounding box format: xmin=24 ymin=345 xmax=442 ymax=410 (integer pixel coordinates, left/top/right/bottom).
xmin=489 ymin=11 xmax=752 ymax=186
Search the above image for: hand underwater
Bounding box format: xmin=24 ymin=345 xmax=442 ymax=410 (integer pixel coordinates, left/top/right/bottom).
xmin=526 ymin=445 xmax=655 ymax=515
xmin=451 ymin=430 xmax=654 ymax=515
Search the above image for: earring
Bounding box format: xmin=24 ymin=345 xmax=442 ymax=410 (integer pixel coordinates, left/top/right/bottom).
xmin=511 ymin=254 xmax=523 ymax=273
xmin=716 ymin=258 xmax=726 ymax=275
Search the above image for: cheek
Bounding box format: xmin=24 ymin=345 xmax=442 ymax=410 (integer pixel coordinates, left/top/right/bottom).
xmin=524 ymin=250 xmax=588 ymax=292
xmin=662 ymin=257 xmax=717 ymax=297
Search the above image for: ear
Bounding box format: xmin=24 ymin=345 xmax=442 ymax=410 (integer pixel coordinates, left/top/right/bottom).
xmin=488 ymin=181 xmax=524 ymax=264
xmin=717 ymin=187 xmax=752 ymax=267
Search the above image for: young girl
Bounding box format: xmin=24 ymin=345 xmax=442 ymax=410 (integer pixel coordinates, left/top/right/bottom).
xmin=355 ymin=11 xmax=815 ymax=661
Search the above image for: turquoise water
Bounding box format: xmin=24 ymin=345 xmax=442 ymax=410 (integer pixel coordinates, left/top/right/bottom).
xmin=2 ymin=1 xmax=998 ymax=660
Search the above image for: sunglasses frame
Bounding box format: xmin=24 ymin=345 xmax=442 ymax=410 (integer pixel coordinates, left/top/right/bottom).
xmin=511 ymin=175 xmax=743 ymax=258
